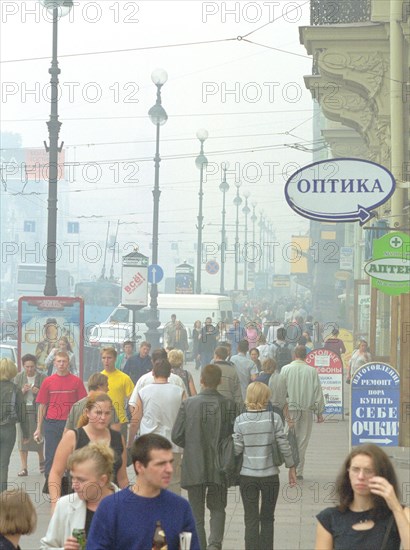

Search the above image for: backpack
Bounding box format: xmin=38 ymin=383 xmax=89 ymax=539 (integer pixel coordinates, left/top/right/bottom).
xmin=274 ymin=342 xmax=292 ymax=372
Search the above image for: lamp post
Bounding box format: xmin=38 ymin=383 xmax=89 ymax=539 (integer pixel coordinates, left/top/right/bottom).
xmin=146 ymin=68 xmax=168 ymax=348
xmin=233 ymin=181 xmax=242 ymax=291
xmin=259 ymin=210 xmax=264 ymax=273
xmin=41 ymin=0 xmax=73 ymax=296
xmin=195 ymin=129 xmax=208 ymax=294
xmin=242 ymin=191 xmax=250 ymax=292
xmin=219 ymin=162 xmax=229 ymax=294
xmin=251 ymin=202 xmax=257 ymax=245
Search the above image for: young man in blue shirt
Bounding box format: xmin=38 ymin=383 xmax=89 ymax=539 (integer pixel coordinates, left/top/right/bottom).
xmin=86 ymin=433 xmax=200 ymax=550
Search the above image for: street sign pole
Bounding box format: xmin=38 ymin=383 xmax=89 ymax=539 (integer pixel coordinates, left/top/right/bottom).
xmin=121 ymin=249 xmax=149 ymax=346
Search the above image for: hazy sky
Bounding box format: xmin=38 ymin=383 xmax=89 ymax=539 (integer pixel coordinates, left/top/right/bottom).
xmin=2 ymin=0 xmax=318 ymax=288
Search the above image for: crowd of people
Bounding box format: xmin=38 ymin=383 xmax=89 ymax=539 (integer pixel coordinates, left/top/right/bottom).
xmin=0 ymin=305 xmax=403 ymax=550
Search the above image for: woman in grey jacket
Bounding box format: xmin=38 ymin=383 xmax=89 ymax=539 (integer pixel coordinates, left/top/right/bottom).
xmin=233 ymin=382 xmax=296 ymax=550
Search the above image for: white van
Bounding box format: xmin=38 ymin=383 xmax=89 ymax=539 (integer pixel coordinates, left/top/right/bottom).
xmin=88 ymin=294 xmax=233 ymax=357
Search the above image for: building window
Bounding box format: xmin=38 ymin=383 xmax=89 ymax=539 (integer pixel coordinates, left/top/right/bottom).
xmin=67 ymin=222 xmax=79 ymax=234
xmin=24 ymin=221 xmax=36 ymax=232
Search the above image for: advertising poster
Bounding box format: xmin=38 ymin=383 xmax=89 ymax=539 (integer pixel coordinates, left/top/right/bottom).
xmin=306 ymin=348 xmax=344 ymax=416
xmin=351 ymin=362 xmax=400 ymax=447
xmin=18 ymin=297 xmax=84 ymax=378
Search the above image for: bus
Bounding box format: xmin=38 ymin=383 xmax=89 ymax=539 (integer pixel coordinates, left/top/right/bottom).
xmin=74 ymin=280 xmax=121 ymax=328
xmin=17 ymin=264 xmax=73 ymax=298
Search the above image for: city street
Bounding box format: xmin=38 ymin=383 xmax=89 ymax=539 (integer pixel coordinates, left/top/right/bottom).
xmin=8 ymin=363 xmax=409 ymax=550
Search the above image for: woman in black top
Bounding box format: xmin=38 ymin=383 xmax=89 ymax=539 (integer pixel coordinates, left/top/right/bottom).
xmin=48 ymin=393 xmax=128 ymax=512
xmin=316 ymin=444 xmax=410 ymax=550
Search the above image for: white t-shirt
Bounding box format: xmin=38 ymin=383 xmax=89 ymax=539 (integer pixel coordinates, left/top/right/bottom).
xmin=137 ymin=383 xmax=184 ymax=452
xmin=26 ymin=375 xmax=36 ymax=405
xmin=129 ymin=372 xmax=185 ymax=407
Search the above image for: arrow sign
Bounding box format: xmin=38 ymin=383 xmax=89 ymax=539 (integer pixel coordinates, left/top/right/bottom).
xmin=285 ymin=158 xmax=395 ymax=226
xmin=148 ymin=264 xmax=164 ymax=284
xmin=359 ymin=438 xmax=393 ymax=444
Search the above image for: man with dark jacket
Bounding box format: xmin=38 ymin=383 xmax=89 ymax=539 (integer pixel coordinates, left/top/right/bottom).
xmin=123 ymin=341 xmax=152 ymax=384
xmin=172 ymin=364 xmax=236 ymax=550
xmin=213 ymin=345 xmax=243 ymax=411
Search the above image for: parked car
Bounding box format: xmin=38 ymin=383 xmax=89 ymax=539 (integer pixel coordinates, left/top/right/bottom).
xmin=0 ymin=340 xmax=18 ymax=363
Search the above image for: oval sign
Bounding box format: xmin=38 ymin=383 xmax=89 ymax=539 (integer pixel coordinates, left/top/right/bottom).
xmin=364 ymin=257 xmax=410 ymax=282
xmin=285 ymin=158 xmax=396 ymax=225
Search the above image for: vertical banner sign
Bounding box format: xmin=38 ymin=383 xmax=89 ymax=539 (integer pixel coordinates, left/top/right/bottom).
xmin=306 ymin=349 xmax=343 ymax=415
xmin=121 ymin=251 xmax=149 ymax=307
xmin=18 ymin=297 xmax=84 ymax=378
xmin=175 ymin=262 xmax=194 ymax=294
xmin=351 ymin=362 xmax=400 ymax=447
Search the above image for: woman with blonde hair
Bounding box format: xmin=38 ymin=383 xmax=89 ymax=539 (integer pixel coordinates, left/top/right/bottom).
xmin=233 ymin=382 xmax=296 ymax=550
xmin=0 ymin=488 xmax=37 ymax=550
xmin=168 ymin=349 xmax=197 ymax=396
xmin=48 ymin=393 xmax=128 ymax=512
xmin=0 ymin=359 xmax=29 ymax=492
xmin=41 ymin=442 xmax=119 ymax=549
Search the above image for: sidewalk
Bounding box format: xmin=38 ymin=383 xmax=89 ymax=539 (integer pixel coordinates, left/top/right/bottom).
xmin=10 ymin=369 xmax=409 ymax=549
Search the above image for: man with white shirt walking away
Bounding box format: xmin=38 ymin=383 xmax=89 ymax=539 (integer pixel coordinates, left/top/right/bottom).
xmin=230 ymin=339 xmax=258 ymax=401
xmin=280 ymin=345 xmax=325 ymax=481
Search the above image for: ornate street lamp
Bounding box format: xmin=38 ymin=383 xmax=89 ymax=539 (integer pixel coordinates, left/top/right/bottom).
xmin=41 ymin=0 xmax=73 ymax=296
xmin=195 ymin=129 xmax=208 ymax=294
xmin=146 ymin=68 xmax=168 ymax=348
xmin=259 ymin=210 xmax=264 ymax=273
xmin=233 ymin=181 xmax=242 ymax=291
xmin=219 ymin=162 xmax=229 ymax=294
xmin=242 ymin=191 xmax=251 ymax=292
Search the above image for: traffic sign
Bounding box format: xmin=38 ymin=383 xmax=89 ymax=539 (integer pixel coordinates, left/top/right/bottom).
xmin=285 ymin=158 xmax=395 ymax=225
xmin=148 ymin=264 xmax=164 ymax=284
xmin=205 ymin=260 xmax=219 ymax=275
xmin=350 ymin=362 xmax=400 ymax=447
xmin=364 ymin=231 xmax=410 ymax=296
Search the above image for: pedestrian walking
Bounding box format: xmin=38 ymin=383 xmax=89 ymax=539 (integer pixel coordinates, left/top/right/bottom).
xmin=230 ymin=340 xmax=258 ymax=400
xmin=280 ymin=345 xmax=325 ymax=480
xmin=0 ymin=359 xmax=29 ymax=492
xmin=233 ymin=382 xmax=296 ymax=550
xmin=86 ymin=434 xmax=200 ymax=550
xmin=33 ymin=352 xmax=87 ymax=490
xmin=128 ymin=358 xmax=185 ymax=494
xmin=14 ymin=354 xmax=47 ymax=477
xmin=0 ymin=488 xmax=37 ymax=550
xmin=172 ymin=364 xmax=237 ymax=550
xmin=41 ymin=442 xmax=119 ymax=549
xmin=48 ymin=393 xmax=128 ymax=511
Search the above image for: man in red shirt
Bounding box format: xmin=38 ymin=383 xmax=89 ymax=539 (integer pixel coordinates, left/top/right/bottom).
xmin=34 ymin=351 xmax=86 ymax=482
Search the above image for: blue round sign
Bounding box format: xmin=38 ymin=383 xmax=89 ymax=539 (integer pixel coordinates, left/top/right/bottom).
xmin=205 ymin=260 xmax=219 ymax=275
xmin=148 ymin=264 xmax=164 ymax=284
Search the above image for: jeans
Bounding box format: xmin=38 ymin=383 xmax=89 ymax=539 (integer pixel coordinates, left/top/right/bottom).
xmin=239 ymin=474 xmax=280 ymax=550
xmin=43 ymin=418 xmax=66 ymax=476
xmin=0 ymin=423 xmax=16 ymax=492
xmin=187 ymin=483 xmax=228 ymax=550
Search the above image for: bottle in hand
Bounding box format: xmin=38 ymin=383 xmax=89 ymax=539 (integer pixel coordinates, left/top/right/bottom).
xmin=152 ymin=520 xmax=168 ymax=550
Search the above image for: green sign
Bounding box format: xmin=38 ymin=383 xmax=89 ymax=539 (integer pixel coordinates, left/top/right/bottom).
xmin=364 ymin=231 xmax=410 ymax=296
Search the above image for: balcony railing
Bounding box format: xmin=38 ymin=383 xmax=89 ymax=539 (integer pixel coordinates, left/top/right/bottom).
xmin=311 ymin=0 xmax=372 ymax=25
